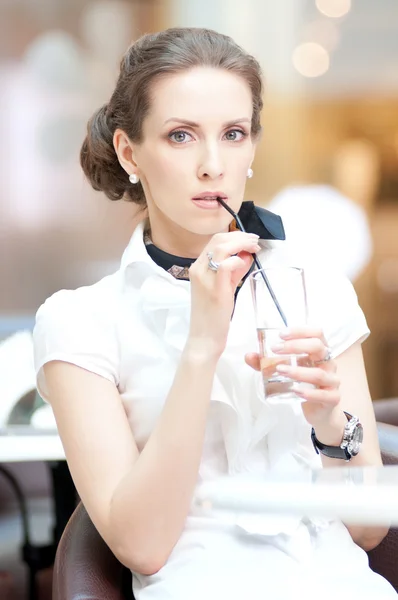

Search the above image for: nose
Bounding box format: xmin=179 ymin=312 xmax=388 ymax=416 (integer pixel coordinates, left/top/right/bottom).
xmin=197 ymin=142 xmax=224 ymax=180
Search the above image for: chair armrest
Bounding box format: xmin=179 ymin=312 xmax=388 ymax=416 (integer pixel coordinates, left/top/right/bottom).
xmin=53 ymin=502 xmax=132 ymax=600
xmin=373 ymin=399 xmax=398 ymax=427
xmin=368 ymin=528 xmax=398 ymax=592
xmin=377 ymin=422 xmax=398 ymax=466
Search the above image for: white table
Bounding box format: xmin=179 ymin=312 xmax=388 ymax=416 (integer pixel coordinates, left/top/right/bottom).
xmin=0 ymin=427 xmax=65 ymax=463
xmin=195 ymin=465 xmax=398 ymax=526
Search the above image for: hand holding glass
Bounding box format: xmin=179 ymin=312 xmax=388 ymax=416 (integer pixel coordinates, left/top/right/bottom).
xmin=250 ymin=267 xmax=313 ymax=403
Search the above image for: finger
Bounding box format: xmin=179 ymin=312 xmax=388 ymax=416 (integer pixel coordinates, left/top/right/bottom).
xmin=208 ymin=237 xmax=260 ymax=263
xmin=215 ymin=252 xmax=254 ymax=284
xmin=210 ymin=230 xmax=260 ymax=247
xmin=244 ymin=352 xmax=261 ymax=371
xmin=279 ymin=327 xmax=327 ymax=345
xmin=192 ymin=243 xmax=260 ymax=281
xmin=237 ymin=250 xmax=256 ymax=273
xmin=214 ymin=255 xmax=252 ymax=285
xmin=275 ymin=364 xmax=340 ymax=388
xmin=271 ymin=338 xmax=334 ymax=367
xmin=292 ymin=386 xmax=340 ymax=407
xmin=216 ymin=255 xmax=247 ymax=273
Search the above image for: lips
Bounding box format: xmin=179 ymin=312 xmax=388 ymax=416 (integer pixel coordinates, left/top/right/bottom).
xmin=192 ymin=192 xmax=227 ymax=201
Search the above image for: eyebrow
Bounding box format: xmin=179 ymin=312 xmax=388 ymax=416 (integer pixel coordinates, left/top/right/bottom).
xmin=163 ymin=117 xmax=251 ymax=128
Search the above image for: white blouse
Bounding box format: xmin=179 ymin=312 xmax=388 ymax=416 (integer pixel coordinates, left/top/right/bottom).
xmin=33 ymin=221 xmax=397 ymax=600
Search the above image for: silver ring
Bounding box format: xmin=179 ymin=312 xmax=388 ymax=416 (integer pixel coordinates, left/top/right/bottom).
xmin=315 ymin=347 xmax=333 ymax=365
xmin=207 ymin=252 xmax=220 ymax=272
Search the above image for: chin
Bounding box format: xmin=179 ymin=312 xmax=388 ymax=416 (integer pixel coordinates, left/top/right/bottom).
xmin=180 ymin=200 xmax=242 ymax=235
xmin=182 ymin=214 xmax=233 ymax=237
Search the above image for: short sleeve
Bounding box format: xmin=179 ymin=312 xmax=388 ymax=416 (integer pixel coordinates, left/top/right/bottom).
xmin=304 ymin=268 xmax=370 ymax=358
xmin=33 ymin=289 xmax=119 ymax=402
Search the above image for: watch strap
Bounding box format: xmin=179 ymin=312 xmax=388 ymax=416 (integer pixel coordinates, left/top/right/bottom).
xmin=311 ymin=412 xmax=353 ymax=461
xmin=311 ymin=428 xmax=351 ymax=460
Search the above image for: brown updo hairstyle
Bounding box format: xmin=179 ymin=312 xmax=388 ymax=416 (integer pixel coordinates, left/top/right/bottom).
xmin=80 ymin=27 xmax=263 ymax=206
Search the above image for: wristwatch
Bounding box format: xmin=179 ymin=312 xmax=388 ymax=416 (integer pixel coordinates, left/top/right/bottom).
xmin=311 ymin=412 xmax=363 ymax=461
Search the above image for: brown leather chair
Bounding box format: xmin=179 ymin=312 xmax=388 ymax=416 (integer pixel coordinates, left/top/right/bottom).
xmin=52 ymin=421 xmax=398 ymax=599
xmin=373 ymin=398 xmax=398 ymax=427
xmin=52 ymin=501 xmax=134 ymax=600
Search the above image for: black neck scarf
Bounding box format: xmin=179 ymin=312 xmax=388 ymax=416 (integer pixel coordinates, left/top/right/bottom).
xmin=145 ymin=201 xmax=285 ymax=309
xmin=145 ymin=201 xmax=285 ymax=281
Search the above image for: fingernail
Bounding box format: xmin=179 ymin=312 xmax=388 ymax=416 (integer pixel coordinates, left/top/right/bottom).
xmin=291 ymin=383 xmax=304 ymax=394
xmin=279 ymin=329 xmax=291 ymax=339
xmin=293 ymin=391 xmax=307 ymax=402
xmin=276 ymin=364 xmax=289 ymax=373
xmin=271 ymin=343 xmax=284 ymax=352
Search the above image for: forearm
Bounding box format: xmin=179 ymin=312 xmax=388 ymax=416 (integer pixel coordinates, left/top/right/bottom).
xmin=315 ymin=410 xmax=387 ymax=549
xmin=344 ymin=524 xmax=389 ymax=551
xmin=109 ymin=343 xmax=218 ymax=573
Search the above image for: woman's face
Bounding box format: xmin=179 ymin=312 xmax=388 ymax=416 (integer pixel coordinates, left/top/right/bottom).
xmin=116 ymin=67 xmax=257 ymax=255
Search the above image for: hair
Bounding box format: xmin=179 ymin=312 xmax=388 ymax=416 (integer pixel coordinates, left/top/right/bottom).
xmin=80 ymin=27 xmax=264 ymax=206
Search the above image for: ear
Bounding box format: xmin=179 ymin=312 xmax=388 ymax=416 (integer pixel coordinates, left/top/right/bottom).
xmin=113 ymin=128 xmax=139 ymax=175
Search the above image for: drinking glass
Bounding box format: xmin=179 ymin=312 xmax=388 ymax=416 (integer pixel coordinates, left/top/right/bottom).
xmin=250 ymin=267 xmax=313 ymax=403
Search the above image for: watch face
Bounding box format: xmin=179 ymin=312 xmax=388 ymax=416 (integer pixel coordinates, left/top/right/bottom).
xmin=347 ymin=423 xmax=363 ymax=457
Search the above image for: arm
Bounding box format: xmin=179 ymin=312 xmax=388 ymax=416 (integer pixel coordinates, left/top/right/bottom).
xmin=314 ymin=342 xmax=382 ymax=468
xmin=313 ymin=342 xmax=388 ymax=551
xmin=246 ymin=336 xmax=387 ymax=551
xmin=282 ymin=337 xmax=387 ymax=551
xmin=43 ymin=231 xmax=260 ymax=576
xmin=44 ymin=348 xmax=217 ymax=575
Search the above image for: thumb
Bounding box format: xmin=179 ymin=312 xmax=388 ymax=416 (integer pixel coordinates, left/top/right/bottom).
xmin=238 ymin=250 xmax=255 ymax=272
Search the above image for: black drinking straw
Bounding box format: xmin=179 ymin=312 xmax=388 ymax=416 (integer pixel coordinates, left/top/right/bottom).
xmin=217 ymin=197 xmax=288 ymax=327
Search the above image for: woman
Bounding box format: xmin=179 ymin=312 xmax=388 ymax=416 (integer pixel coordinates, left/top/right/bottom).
xmin=33 ymin=28 xmax=396 ymax=599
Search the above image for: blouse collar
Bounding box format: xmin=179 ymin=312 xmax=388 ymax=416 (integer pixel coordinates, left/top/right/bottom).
xmin=120 ymin=202 xmax=285 ymax=273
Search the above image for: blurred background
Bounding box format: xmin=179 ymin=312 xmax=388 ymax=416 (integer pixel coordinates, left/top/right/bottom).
xmin=2 ymin=0 xmax=398 ymax=400
xmin=0 ymin=0 xmax=398 ymax=596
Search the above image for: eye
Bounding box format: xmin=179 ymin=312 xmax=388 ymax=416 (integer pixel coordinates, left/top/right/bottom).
xmin=168 ymin=130 xmax=194 ymax=144
xmin=223 ymin=129 xmax=247 ymax=142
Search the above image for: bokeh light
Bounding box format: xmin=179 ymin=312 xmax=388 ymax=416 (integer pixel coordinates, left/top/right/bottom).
xmin=24 ymin=31 xmax=85 ymax=90
xmin=292 ymin=42 xmax=330 ymax=78
xmin=80 ymin=0 xmax=134 ymax=69
xmin=315 ymin=0 xmax=351 ymax=19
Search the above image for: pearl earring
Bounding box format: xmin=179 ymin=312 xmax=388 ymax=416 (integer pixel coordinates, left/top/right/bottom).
xmin=247 ymin=168 xmax=254 ymax=179
xmin=129 ymin=173 xmax=139 ymax=184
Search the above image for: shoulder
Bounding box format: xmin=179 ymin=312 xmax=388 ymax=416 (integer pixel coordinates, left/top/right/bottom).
xmin=36 ymin=271 xmax=122 ymax=325
xmin=33 ymin=272 xmax=123 ymax=398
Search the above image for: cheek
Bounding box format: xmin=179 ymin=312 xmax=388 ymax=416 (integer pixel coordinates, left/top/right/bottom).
xmin=144 ymin=148 xmax=191 ymax=186
xmin=227 ymin=154 xmax=252 ymax=184
xmin=233 ymin=144 xmax=254 ymax=167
